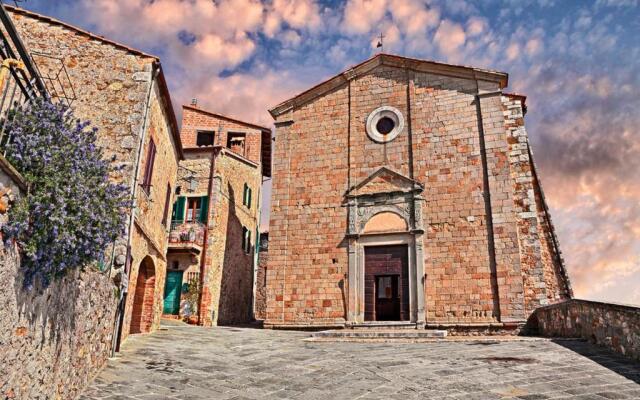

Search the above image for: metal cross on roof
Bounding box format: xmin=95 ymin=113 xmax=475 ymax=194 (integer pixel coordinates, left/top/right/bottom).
xmin=376 ymin=33 xmax=385 ymax=52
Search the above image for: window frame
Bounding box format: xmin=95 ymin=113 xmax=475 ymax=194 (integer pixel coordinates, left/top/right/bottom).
xmin=243 ymin=183 xmax=252 ymax=209
xmin=161 ymin=183 xmax=172 ymax=227
xmin=141 ymin=138 xmax=156 ymax=194
xmin=241 ymin=226 xmax=251 ymax=254
xmin=196 ymin=130 xmax=215 ymax=147
xmin=185 ymin=197 xmax=202 ymax=223
xmin=226 ymin=132 xmax=246 ymax=156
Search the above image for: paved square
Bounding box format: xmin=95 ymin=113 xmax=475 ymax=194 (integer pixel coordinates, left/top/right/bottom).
xmin=81 ymin=325 xmax=640 ymax=399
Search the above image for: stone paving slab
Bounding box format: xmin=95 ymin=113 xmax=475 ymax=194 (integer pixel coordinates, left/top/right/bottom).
xmin=80 ymin=325 xmax=640 ymax=400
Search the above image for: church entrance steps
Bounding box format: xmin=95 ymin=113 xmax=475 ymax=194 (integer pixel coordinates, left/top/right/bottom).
xmin=345 ymin=321 xmax=418 ymax=330
xmin=311 ymin=329 xmax=448 ymax=340
xmin=304 ymin=333 xmax=555 ymax=343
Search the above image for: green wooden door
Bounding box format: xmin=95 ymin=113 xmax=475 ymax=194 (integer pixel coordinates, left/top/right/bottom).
xmin=163 ymin=271 xmax=183 ymax=315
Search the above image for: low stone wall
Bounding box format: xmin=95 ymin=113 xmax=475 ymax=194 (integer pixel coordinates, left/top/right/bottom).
xmin=0 ymin=161 xmax=118 ymax=399
xmin=533 ymin=299 xmax=640 ymax=361
xmin=0 ymin=245 xmax=118 ymax=399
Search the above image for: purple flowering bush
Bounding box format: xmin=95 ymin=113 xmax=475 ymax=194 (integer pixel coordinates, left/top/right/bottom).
xmin=2 ymin=99 xmax=129 ymax=287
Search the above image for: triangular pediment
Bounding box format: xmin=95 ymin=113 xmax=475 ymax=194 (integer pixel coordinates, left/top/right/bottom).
xmin=346 ymin=167 xmax=423 ymax=198
xmin=269 ymin=54 xmax=508 ymax=117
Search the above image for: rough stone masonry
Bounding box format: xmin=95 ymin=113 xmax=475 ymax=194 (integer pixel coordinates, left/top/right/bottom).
xmin=265 ymin=54 xmax=572 ymax=331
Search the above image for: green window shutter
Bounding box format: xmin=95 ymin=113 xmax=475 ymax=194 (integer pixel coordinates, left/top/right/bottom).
xmin=174 ymin=196 xmax=186 ymax=223
xmin=199 ymin=195 xmax=209 ymax=223
xmin=247 ymin=188 xmax=252 ymax=209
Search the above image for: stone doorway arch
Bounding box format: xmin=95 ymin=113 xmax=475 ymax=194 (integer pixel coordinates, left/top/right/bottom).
xmin=130 ymin=256 xmax=156 ymax=334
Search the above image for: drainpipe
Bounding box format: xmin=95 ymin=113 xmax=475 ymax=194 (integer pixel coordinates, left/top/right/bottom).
xmin=198 ymin=144 xmax=221 ymax=325
xmin=111 ymin=62 xmax=159 ymax=355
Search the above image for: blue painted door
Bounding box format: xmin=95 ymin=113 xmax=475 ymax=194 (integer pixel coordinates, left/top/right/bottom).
xmin=163 ymin=271 xmax=183 ymax=315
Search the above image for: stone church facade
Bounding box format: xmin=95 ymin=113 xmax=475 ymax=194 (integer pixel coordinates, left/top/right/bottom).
xmin=265 ymin=54 xmax=572 ymax=330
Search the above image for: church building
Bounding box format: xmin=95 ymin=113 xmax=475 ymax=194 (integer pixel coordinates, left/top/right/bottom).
xmin=265 ymin=54 xmax=572 ymax=331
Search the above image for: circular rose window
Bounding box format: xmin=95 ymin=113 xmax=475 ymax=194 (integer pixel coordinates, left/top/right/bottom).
xmin=365 ymin=106 xmax=404 ymax=143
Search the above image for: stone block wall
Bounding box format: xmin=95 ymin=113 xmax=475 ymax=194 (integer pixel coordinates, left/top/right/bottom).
xmin=202 ymin=150 xmax=262 ymax=325
xmin=9 ymin=9 xmax=156 ymax=193
xmin=411 ymin=73 xmax=501 ymax=323
xmin=502 ymin=94 xmax=571 ymax=316
xmin=121 ymin=85 xmax=180 ymax=343
xmin=0 ymin=162 xmax=117 ymax=400
xmin=533 ymin=300 xmax=640 ymax=361
xmin=266 ymin=85 xmax=350 ymax=326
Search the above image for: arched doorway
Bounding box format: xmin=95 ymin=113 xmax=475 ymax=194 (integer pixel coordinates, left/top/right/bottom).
xmin=130 ymin=256 xmax=156 ymax=334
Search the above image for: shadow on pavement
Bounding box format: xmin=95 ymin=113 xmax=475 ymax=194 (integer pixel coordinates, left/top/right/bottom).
xmin=552 ymin=339 xmax=640 ymax=384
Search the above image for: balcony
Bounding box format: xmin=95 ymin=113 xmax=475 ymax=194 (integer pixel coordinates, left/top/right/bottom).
xmin=168 ymin=221 xmax=205 ymax=255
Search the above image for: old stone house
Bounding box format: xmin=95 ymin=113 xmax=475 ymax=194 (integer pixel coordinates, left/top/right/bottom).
xmin=266 ymin=54 xmax=572 ymax=331
xmin=7 ymin=6 xmax=184 ymax=345
xmin=164 ymin=104 xmax=271 ymax=326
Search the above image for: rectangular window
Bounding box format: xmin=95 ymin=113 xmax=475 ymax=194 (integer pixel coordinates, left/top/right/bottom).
xmin=242 ymin=183 xmax=252 ymax=209
xmin=241 ymin=226 xmax=251 ymax=254
xmin=226 ymin=132 xmax=246 ymax=156
xmin=141 ymin=138 xmax=156 ymax=194
xmin=196 ymin=130 xmax=215 ymax=147
xmin=161 ymin=183 xmax=172 ymax=226
xmin=186 ymin=197 xmax=202 ymax=222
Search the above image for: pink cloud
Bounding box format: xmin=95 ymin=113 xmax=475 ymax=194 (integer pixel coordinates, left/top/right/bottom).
xmin=433 ymin=20 xmax=466 ymax=57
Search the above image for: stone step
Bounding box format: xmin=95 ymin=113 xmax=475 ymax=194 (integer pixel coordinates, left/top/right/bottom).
xmin=345 ymin=322 xmax=419 ymax=330
xmin=312 ymin=329 xmax=448 ymax=339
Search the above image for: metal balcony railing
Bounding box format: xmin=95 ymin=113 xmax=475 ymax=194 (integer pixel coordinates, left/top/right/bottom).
xmin=169 ymin=221 xmax=205 ymax=247
xmin=0 ymin=4 xmax=75 ymax=156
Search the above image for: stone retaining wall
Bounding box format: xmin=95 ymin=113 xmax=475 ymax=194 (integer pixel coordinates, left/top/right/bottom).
xmin=0 ymin=157 xmax=118 ymax=400
xmin=533 ymin=299 xmax=640 ymax=361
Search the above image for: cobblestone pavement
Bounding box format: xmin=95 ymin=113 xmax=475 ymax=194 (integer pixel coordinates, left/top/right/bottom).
xmin=80 ymin=324 xmax=640 ymax=400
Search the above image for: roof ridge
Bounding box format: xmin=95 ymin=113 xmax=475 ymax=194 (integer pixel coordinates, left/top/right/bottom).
xmin=182 ymin=104 xmax=271 ymax=132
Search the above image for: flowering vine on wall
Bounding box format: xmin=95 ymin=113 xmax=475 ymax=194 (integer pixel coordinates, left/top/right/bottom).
xmin=2 ymin=99 xmax=129 ymax=288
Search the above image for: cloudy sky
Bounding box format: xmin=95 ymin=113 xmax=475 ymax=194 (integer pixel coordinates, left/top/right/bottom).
xmin=15 ymin=0 xmax=640 ymax=305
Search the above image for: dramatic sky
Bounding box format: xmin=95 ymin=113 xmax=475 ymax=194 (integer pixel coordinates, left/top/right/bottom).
xmin=16 ymin=0 xmax=640 ymax=305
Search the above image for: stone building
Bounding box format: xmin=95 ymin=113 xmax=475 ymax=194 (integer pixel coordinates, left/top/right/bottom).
xmin=164 ymin=104 xmax=271 ymax=326
xmin=7 ymin=6 xmax=184 ymax=345
xmin=265 ymin=54 xmax=572 ymax=331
